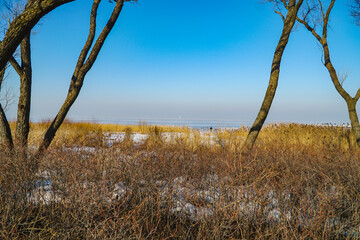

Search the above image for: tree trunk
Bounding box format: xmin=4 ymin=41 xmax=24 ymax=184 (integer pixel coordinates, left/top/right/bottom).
xmin=0 ymin=68 xmax=13 ymax=149
xmin=0 ymin=0 xmax=74 ymax=72
xmin=0 ymin=104 xmax=13 ymax=149
xmin=15 ymin=34 xmax=32 ymax=149
xmin=243 ymin=1 xmax=304 ymax=150
xmin=347 ymin=100 xmax=360 ymax=147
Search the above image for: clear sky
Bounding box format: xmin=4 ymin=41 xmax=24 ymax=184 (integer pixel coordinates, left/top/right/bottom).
xmin=2 ymin=0 xmax=360 ymax=125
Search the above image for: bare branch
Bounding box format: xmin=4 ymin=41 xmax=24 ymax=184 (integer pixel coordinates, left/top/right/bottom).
xmin=322 ymin=0 xmax=335 ymax=40
xmin=317 ymin=0 xmax=325 ymax=21
xmin=0 ymin=0 xmax=74 ymax=73
xmin=351 ymin=0 xmax=360 ymax=25
xmin=82 ymin=0 xmax=125 ymax=74
xmin=0 ymin=65 xmax=15 ymax=112
xmin=281 ymin=0 xmax=289 ymax=9
xmin=0 ymin=85 xmax=15 ymax=111
xmin=296 ymin=16 xmax=322 ymax=42
xmin=355 ymin=88 xmax=360 ymax=102
xmin=8 ymin=56 xmax=22 ymax=76
xmin=338 ymin=72 xmax=348 ymax=86
xmin=275 ymin=10 xmax=286 ymax=22
xmin=73 ymin=0 xmax=101 ymax=79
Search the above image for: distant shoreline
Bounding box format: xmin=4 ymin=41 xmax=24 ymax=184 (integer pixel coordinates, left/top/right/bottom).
xmin=26 ymin=118 xmax=352 ymax=130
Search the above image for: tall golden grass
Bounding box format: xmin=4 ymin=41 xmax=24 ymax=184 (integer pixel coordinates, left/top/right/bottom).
xmin=1 ymin=122 xmax=359 ymax=239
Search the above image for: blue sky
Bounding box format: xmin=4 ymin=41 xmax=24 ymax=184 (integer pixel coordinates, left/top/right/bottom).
xmin=3 ymin=0 xmax=360 ymax=124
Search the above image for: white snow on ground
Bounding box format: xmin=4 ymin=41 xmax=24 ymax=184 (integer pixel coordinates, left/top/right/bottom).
xmin=66 ymin=146 xmax=96 ymax=153
xmin=104 ymin=131 xmax=233 ymax=147
xmin=28 ymin=169 xmax=360 ymax=237
xmin=28 ymin=171 xmax=62 ymax=204
xmin=106 ymin=133 xmax=148 ymax=146
xmin=28 ymin=171 xmax=343 ymax=228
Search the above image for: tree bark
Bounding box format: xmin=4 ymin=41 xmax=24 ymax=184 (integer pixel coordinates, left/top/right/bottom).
xmin=0 ymin=0 xmax=74 ymax=72
xmin=243 ymin=0 xmax=304 ymax=150
xmin=0 ymin=68 xmax=4 ymax=88
xmin=15 ymin=34 xmax=32 ymax=148
xmin=35 ymin=0 xmax=125 ymax=158
xmin=347 ymin=100 xmax=360 ymax=147
xmin=0 ymin=104 xmax=13 ymax=149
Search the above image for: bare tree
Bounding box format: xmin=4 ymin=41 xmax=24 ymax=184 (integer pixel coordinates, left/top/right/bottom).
xmin=243 ymin=0 xmax=304 ymax=150
xmin=297 ymin=0 xmax=360 ymax=148
xmin=0 ymin=0 xmax=74 ymax=73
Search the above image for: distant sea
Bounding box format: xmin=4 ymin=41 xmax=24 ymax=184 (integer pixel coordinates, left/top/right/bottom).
xmin=35 ymin=117 xmax=350 ymax=130
xmin=75 ymin=118 xmax=347 ymax=130
xmin=80 ymin=118 xmax=252 ymax=130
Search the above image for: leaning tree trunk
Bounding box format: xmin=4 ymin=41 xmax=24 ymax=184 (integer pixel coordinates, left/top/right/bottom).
xmin=34 ymin=0 xmax=125 ymax=159
xmin=243 ymin=0 xmax=304 ymax=151
xmin=0 ymin=0 xmax=74 ymax=73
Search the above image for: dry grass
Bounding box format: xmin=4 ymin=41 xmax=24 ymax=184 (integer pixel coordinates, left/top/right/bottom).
xmin=1 ymin=122 xmax=360 ymax=239
xmin=9 ymin=120 xmax=191 ymax=147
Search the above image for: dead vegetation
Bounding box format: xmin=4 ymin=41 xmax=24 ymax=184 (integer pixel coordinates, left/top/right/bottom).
xmin=1 ymin=122 xmax=360 ymax=239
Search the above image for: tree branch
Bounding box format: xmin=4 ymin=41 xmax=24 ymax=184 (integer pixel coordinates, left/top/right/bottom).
xmin=275 ymin=10 xmax=286 ymax=22
xmin=0 ymin=0 xmax=74 ymax=73
xmin=82 ymin=0 xmax=124 ymax=74
xmin=355 ymin=88 xmax=360 ymax=102
xmin=317 ymin=0 xmax=325 ymax=21
xmin=296 ymin=16 xmax=322 ymax=42
xmin=281 ymin=0 xmax=289 ymax=10
xmin=73 ymin=0 xmax=101 ymax=79
xmin=322 ymin=0 xmax=335 ymax=40
xmin=9 ymin=56 xmax=23 ymax=76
